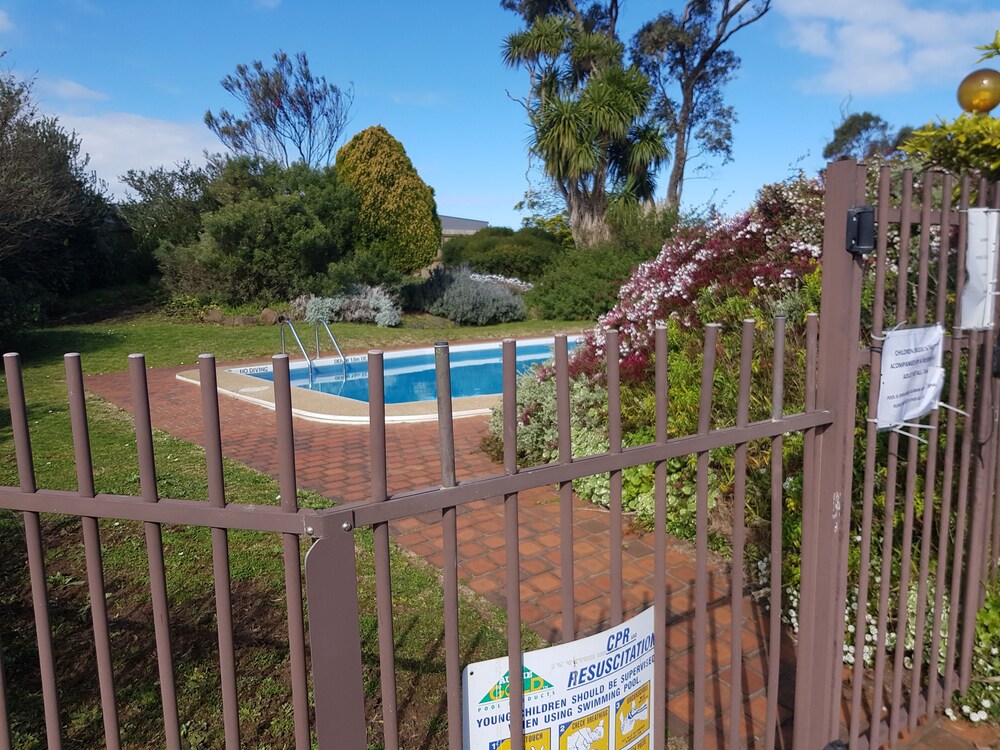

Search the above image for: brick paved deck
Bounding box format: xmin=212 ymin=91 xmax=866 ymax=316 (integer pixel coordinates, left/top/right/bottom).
xmin=84 ymin=362 xmax=984 ymax=748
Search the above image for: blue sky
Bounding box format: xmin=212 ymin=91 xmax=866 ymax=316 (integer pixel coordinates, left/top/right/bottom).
xmin=1 ymin=0 xmax=999 ymax=229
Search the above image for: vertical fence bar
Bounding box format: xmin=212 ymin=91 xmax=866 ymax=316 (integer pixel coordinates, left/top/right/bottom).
xmin=938 ymin=175 xmax=972 ymax=706
xmin=4 ymin=353 xmax=63 ymax=750
xmin=796 ymin=159 xmax=866 ymax=749
xmin=0 ymin=629 xmax=7 ymax=750
xmin=692 ymin=324 xmax=719 ymax=750
xmin=887 ymin=427 xmax=919 ymax=741
xmin=65 ymin=353 xmax=121 ymax=750
xmin=727 ymin=319 xmax=754 ymax=750
xmin=914 ymin=171 xmax=933 ymax=316
xmin=869 ymin=404 xmax=900 ymax=744
xmin=436 ymin=343 xmax=457 ymax=488
xmin=885 ymin=172 xmax=938 ymax=747
xmin=935 ymin=176 xmax=971 ymax=709
xmin=555 ymin=335 xmax=575 ymax=642
xmin=929 ymin=331 xmax=963 ymax=715
xmin=944 ymin=331 xmax=979 ymax=698
xmin=272 ymin=354 xmax=311 ymax=750
xmin=871 ymin=170 xmax=913 ymax=746
xmin=652 ymin=325 xmax=668 ymax=750
xmin=502 ymin=339 xmax=525 ymax=750
xmin=992 ymin=421 xmax=1000 ymax=584
xmin=895 ymin=170 xmax=915 ymax=325
xmin=848 ymin=165 xmax=892 ymax=748
xmin=908 ymin=173 xmax=950 ymax=731
xmin=435 ymin=342 xmax=463 ymax=750
xmin=989 ymin=183 xmax=1000 ymax=584
xmin=606 ymin=330 xmax=624 ymax=627
xmin=198 ymin=354 xmax=240 ymax=749
xmin=368 ymin=350 xmax=400 ymax=750
xmin=764 ymin=317 xmax=787 ymax=750
xmin=127 ymin=354 xmax=180 ymax=750
xmin=306 ymin=526 xmax=367 ymax=750
xmin=960 ymin=329 xmax=995 ymax=691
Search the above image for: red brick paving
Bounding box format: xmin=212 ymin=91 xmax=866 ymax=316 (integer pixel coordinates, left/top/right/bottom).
xmin=83 ymin=363 xmax=919 ymax=748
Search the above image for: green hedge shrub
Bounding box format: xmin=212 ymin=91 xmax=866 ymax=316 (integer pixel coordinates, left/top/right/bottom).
xmin=527 ymin=246 xmax=645 ymax=320
xmin=156 ymin=158 xmax=357 ymax=306
xmin=442 ymin=226 xmax=563 ymax=281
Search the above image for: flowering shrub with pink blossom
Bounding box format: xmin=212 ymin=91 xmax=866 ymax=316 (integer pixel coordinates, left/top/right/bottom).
xmin=489 ymin=172 xmax=825 ymax=569
xmin=584 ymin=173 xmax=824 ymax=376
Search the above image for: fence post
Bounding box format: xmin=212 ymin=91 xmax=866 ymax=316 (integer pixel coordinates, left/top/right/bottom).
xmin=305 ymin=523 xmax=367 ymax=750
xmin=794 ymin=159 xmax=868 ymax=748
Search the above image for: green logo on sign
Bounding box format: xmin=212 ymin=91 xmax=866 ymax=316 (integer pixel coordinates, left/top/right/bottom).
xmin=480 ymin=666 xmax=553 ymax=704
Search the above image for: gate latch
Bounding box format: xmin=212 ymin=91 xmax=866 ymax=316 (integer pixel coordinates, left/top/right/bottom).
xmin=846 ymin=205 xmax=875 ymax=255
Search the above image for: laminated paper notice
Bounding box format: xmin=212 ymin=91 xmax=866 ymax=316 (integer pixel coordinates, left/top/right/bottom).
xmin=959 ymin=207 xmax=1000 ymax=330
xmin=875 ymin=325 xmax=945 ymax=430
xmin=463 ymin=607 xmax=655 ymax=750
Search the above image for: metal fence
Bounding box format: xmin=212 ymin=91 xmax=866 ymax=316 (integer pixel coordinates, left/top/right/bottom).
xmin=0 ymin=158 xmax=998 ymax=749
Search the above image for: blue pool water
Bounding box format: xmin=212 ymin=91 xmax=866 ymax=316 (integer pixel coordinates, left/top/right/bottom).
xmin=235 ymin=339 xmax=575 ymax=405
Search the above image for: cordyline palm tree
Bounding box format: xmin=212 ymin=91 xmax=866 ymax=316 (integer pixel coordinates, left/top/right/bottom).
xmin=504 ymin=14 xmax=668 ymax=248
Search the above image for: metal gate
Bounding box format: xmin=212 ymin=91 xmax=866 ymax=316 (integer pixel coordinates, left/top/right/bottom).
xmin=796 ymin=159 xmax=1000 ymax=748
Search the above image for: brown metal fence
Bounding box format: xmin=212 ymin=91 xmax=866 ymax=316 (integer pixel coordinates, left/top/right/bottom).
xmin=0 ymin=158 xmax=997 ymax=749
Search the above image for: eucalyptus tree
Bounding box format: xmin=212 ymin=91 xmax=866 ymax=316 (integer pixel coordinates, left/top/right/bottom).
xmin=205 ymin=50 xmax=354 ymax=168
xmin=502 ymin=2 xmax=668 ymax=247
xmin=822 ymin=112 xmax=912 ymax=162
xmin=632 ymin=0 xmax=771 ymax=208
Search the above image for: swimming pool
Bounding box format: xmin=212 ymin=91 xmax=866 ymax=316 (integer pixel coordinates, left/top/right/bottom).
xmin=229 ymin=338 xmax=576 ymax=405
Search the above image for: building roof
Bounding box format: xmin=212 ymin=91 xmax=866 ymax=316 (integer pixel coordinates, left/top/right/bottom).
xmin=440 ymin=215 xmax=489 ymax=234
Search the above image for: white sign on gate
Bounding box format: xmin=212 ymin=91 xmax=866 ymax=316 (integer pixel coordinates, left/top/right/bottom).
xmin=874 ymin=324 xmax=945 ymax=430
xmin=959 ymin=207 xmax=1000 ymax=330
xmin=463 ymin=606 xmax=655 ymax=750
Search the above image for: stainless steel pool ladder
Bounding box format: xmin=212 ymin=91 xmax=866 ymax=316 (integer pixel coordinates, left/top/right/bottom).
xmin=278 ymin=319 xmax=347 ymax=384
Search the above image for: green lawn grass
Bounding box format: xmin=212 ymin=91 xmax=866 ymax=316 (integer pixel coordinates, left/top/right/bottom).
xmin=0 ymin=308 xmax=579 ymax=748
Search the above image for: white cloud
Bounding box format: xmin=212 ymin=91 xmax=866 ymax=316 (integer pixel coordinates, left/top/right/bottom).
xmin=774 ymin=0 xmax=1000 ymax=95
xmin=0 ymin=10 xmax=14 ymax=32
xmin=40 ymin=78 xmax=110 ymax=102
xmin=58 ymin=112 xmax=218 ymax=198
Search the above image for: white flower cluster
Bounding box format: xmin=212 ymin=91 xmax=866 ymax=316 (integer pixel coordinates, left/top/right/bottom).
xmin=469 ymin=272 xmax=533 ymax=292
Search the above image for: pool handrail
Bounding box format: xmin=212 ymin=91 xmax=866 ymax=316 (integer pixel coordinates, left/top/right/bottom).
xmin=278 ymin=319 xmax=314 ymax=387
xmin=314 ymin=320 xmax=347 ymax=379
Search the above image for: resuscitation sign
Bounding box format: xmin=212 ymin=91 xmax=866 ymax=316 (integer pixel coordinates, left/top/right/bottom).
xmin=463 ymin=607 xmax=655 ymax=750
xmin=874 ymin=324 xmax=945 ymax=430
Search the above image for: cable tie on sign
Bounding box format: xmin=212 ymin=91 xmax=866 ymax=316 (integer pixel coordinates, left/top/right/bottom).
xmin=938 ymin=402 xmax=970 ymax=417
xmin=892 ymin=420 xmax=934 ymax=431
xmin=867 ymin=417 xmax=934 ymax=432
xmin=891 ymin=426 xmax=929 ymax=444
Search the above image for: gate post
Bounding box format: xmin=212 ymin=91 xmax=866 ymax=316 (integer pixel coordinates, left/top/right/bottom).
xmin=794 ymin=159 xmax=868 ymax=748
xmin=305 ymin=520 xmax=367 ymax=749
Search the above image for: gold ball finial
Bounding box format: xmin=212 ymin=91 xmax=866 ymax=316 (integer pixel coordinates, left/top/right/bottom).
xmin=957 ymin=68 xmax=1000 ymax=114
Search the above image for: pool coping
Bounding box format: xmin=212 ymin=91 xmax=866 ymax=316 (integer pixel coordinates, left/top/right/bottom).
xmin=175 ymin=335 xmax=579 ymax=425
xmin=176 ymin=364 xmax=503 ymax=424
